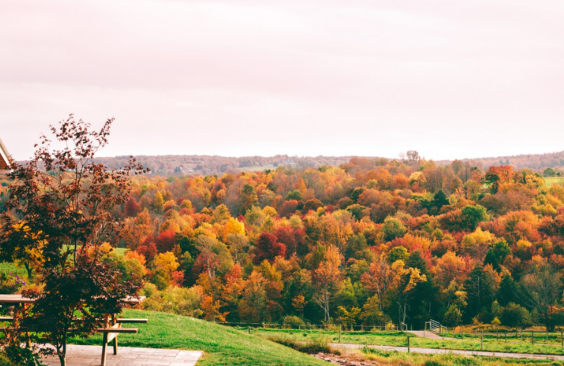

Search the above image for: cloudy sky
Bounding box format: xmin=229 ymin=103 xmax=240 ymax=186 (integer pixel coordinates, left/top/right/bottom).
xmin=1 ymin=0 xmax=563 ymax=161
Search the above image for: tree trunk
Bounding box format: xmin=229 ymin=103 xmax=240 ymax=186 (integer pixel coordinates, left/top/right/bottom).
xmin=24 ymin=263 xmax=33 ymax=279
xmin=58 ymin=338 xmax=67 ymax=366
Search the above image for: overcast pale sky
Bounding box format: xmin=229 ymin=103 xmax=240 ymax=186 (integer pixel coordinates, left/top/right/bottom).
xmin=1 ymin=0 xmax=563 ymax=161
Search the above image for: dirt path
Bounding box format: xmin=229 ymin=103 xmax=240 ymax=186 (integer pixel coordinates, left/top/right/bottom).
xmin=329 ymin=343 xmax=564 ymax=360
xmin=408 ymin=330 xmax=455 ymax=340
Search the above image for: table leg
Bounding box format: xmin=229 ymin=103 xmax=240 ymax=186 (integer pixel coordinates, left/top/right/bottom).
xmin=101 ymin=332 xmax=108 ymax=366
xmin=24 ymin=304 xmax=30 ymax=348
xmin=112 ymin=316 xmax=120 ymax=355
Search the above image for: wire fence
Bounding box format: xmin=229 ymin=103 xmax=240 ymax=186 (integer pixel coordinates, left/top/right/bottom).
xmin=218 ymin=321 xmax=403 ymax=332
xmin=443 ymin=328 xmax=564 ymax=346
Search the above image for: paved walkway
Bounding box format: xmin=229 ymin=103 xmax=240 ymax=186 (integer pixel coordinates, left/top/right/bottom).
xmin=41 ymin=345 xmax=203 ymax=366
xmin=330 ymin=343 xmax=564 ymax=360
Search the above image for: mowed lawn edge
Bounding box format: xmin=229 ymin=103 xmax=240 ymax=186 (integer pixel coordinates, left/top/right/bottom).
xmin=69 ymin=309 xmax=328 ymax=366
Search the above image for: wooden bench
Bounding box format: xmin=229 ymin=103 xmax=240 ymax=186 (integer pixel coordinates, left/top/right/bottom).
xmin=0 ymin=318 xmax=148 ymax=366
xmin=100 ymin=319 xmax=148 ymax=362
xmin=0 ymin=295 xmax=146 ymax=366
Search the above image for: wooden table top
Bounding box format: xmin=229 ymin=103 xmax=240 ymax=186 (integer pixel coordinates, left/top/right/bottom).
xmin=0 ymin=294 xmax=146 ymax=305
xmin=0 ymin=294 xmax=35 ymax=304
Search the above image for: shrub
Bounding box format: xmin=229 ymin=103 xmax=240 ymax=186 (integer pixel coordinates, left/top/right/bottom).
xmin=500 ymin=302 xmax=532 ymax=328
xmin=267 ymin=335 xmax=339 ymax=355
xmin=0 ymin=273 xmax=25 ymax=294
xmin=443 ymin=305 xmax=462 ymax=327
xmin=142 ymin=284 xmax=204 ymax=318
xmin=0 ymin=353 xmax=16 ymax=366
xmin=283 ymin=315 xmax=305 ymax=328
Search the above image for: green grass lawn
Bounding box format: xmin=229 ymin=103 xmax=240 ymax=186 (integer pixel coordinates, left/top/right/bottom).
xmin=253 ymin=328 xmax=564 ymax=356
xmin=0 ymin=262 xmax=27 ymax=277
xmin=71 ymin=309 xmax=328 ymax=366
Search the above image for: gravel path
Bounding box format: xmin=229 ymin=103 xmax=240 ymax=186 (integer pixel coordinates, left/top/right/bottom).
xmin=408 ymin=331 xmax=453 ymax=339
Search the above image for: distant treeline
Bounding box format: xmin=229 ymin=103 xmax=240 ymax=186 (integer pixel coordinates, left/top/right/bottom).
xmin=91 ymin=155 xmax=355 ymax=176
xmin=439 ymin=151 xmax=564 ymax=175
xmin=86 ymin=150 xmax=564 ymax=177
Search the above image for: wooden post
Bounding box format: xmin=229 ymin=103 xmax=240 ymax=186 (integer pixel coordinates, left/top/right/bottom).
xmin=407 ymin=335 xmax=410 ymax=353
xmin=532 ymin=330 xmax=534 ymax=344
xmin=561 ymin=330 xmax=563 ymax=347
xmin=481 ymin=330 xmax=484 ymax=351
xmin=505 ymin=330 xmax=507 ymax=343
xmin=339 ymin=325 xmax=341 ymax=343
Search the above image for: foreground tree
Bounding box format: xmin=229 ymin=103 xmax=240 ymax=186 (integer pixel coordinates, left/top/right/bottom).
xmin=0 ymin=115 xmax=145 ymax=366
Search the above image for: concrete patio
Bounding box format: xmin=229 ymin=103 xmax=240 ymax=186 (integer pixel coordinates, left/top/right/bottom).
xmin=41 ymin=345 xmax=203 ymax=366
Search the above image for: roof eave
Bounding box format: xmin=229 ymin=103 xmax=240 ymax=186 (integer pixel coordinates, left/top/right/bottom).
xmin=0 ymin=137 xmax=12 ymax=170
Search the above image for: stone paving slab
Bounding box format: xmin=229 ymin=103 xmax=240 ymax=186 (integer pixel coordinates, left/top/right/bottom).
xmin=41 ymin=345 xmax=203 ymax=366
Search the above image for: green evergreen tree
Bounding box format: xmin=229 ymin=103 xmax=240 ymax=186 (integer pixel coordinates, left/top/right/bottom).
xmin=405 ymin=251 xmax=439 ymax=329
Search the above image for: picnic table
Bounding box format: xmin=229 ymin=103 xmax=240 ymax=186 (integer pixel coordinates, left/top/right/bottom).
xmin=0 ymin=294 xmax=147 ymax=366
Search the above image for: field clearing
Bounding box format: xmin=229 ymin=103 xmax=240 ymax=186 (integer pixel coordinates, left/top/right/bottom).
xmin=239 ymin=164 xmax=279 ymax=172
xmin=545 ymin=176 xmax=564 ymax=186
xmin=239 ymin=163 xmax=298 ymax=172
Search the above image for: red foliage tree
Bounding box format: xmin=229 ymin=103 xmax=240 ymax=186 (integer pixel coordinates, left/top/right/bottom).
xmin=137 ymin=239 xmax=158 ymax=263
xmin=279 ymin=200 xmax=299 ymax=217
xmin=0 ymin=116 xmax=145 ymax=365
xmin=254 ymin=233 xmax=286 ymax=264
xmin=273 ymin=227 xmax=306 ymax=257
xmin=124 ymin=197 xmax=142 ymax=217
xmin=155 ymin=229 xmax=177 ymax=252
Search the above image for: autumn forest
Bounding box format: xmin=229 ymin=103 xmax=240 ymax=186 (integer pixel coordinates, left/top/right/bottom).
xmin=3 ymin=151 xmax=564 ymax=332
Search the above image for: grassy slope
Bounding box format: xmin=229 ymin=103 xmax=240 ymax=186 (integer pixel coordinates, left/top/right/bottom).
xmin=71 ymin=309 xmax=328 ymax=366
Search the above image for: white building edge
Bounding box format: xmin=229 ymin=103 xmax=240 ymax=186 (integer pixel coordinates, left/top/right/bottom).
xmin=0 ymin=137 xmax=11 ymax=173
